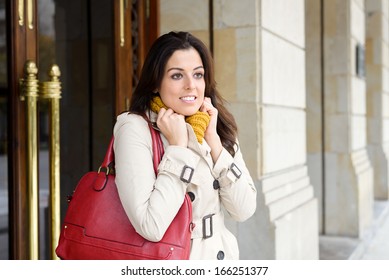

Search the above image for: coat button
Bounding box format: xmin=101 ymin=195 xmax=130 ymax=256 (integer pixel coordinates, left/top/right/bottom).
xmin=187 ymin=192 xmax=195 ymax=202
xmin=217 ymin=250 xmax=225 ymax=260
xmin=213 ymin=179 xmax=220 ymax=190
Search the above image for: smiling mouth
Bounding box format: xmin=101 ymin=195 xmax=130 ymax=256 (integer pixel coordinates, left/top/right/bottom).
xmin=180 ymin=96 xmax=196 ymax=101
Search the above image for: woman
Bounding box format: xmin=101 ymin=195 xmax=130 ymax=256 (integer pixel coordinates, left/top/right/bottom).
xmin=113 ymin=31 xmax=257 ymax=260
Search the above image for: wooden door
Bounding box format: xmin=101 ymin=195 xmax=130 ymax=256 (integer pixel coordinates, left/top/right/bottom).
xmin=5 ymin=0 xmax=159 ymax=259
xmin=7 ymin=0 xmax=38 ymax=260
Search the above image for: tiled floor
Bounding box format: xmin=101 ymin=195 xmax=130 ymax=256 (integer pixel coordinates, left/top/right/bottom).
xmin=361 ymin=205 xmax=389 ymax=259
xmin=320 ymin=200 xmax=389 ymax=260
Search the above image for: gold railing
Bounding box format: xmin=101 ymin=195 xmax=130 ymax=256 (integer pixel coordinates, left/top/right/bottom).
xmin=20 ymin=60 xmax=62 ymax=260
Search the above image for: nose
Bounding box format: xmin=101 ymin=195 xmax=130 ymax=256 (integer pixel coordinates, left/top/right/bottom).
xmin=185 ymin=76 xmax=196 ymax=90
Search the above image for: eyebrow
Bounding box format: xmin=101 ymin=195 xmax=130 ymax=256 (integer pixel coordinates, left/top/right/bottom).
xmin=167 ymin=66 xmax=204 ymax=72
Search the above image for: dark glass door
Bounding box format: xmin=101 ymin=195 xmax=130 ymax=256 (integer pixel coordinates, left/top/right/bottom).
xmin=37 ymin=0 xmax=115 ymax=259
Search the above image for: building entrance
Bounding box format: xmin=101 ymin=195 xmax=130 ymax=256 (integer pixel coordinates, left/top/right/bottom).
xmin=1 ymin=0 xmax=157 ymax=259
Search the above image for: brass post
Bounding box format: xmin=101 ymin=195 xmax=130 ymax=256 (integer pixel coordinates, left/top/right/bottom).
xmin=120 ymin=0 xmax=128 ymax=47
xmin=20 ymin=60 xmax=40 ymax=260
xmin=40 ymin=64 xmax=62 ymax=260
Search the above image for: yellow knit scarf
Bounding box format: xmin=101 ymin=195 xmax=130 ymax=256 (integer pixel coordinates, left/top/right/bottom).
xmin=150 ymin=96 xmax=210 ymax=144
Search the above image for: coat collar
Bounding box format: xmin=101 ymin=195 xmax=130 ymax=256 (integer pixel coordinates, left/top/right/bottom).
xmin=146 ymin=110 xmax=213 ymax=169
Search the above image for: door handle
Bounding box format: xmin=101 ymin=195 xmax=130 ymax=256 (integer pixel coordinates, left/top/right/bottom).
xmin=120 ymin=0 xmax=128 ymax=47
xmin=40 ymin=65 xmax=62 ymax=260
xmin=19 ymin=60 xmax=39 ymax=260
xmin=19 ymin=61 xmax=62 ymax=260
xmin=27 ymin=0 xmax=34 ymax=29
xmin=18 ymin=0 xmax=24 ymax=26
xmin=18 ymin=0 xmax=34 ymax=29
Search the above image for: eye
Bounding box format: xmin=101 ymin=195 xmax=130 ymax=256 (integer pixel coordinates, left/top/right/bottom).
xmin=171 ymin=73 xmax=183 ymax=80
xmin=194 ymin=72 xmax=204 ymax=79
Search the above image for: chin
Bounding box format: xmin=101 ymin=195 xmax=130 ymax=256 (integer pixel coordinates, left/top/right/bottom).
xmin=183 ymin=109 xmax=200 ymax=116
xmin=175 ymin=106 xmax=200 ymax=117
xmin=181 ymin=112 xmax=196 ymax=117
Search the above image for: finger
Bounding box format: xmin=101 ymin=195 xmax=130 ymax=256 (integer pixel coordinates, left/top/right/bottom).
xmin=200 ymin=103 xmax=207 ymax=112
xmin=157 ymin=107 xmax=166 ymax=121
xmin=164 ymin=109 xmax=178 ymax=122
xmin=165 ymin=108 xmax=175 ymax=115
xmin=158 ymin=108 xmax=174 ymax=119
xmin=201 ymin=99 xmax=211 ymax=112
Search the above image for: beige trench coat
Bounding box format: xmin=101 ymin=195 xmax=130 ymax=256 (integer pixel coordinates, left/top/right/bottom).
xmin=113 ymin=111 xmax=257 ymax=260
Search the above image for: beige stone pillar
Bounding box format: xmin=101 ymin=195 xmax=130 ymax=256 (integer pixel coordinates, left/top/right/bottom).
xmin=323 ymin=0 xmax=373 ymax=237
xmin=212 ymin=0 xmax=262 ymax=259
xmin=366 ymin=0 xmax=389 ymax=200
xmin=213 ymin=0 xmax=318 ymax=259
xmin=160 ymin=0 xmax=210 ymax=46
xmin=306 ymin=0 xmax=325 ymax=233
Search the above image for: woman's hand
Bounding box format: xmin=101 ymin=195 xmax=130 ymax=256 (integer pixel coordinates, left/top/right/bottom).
xmin=157 ymin=108 xmax=188 ymax=147
xmin=201 ymin=97 xmax=223 ymax=162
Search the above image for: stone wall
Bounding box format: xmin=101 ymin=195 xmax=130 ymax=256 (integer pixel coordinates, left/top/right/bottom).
xmin=366 ymin=0 xmax=389 ymax=200
xmin=323 ymin=0 xmax=373 ymax=237
xmin=159 ymin=0 xmax=389 ymax=260
xmin=160 ymin=0 xmax=317 ymax=259
xmin=257 ymin=0 xmax=318 ymax=260
xmin=306 ymin=0 xmax=324 ymax=233
xmin=160 ymin=0 xmax=210 ymax=47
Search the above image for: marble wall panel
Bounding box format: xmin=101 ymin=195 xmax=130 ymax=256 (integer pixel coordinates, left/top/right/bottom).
xmin=262 ymin=0 xmax=305 ymax=48
xmin=262 ymin=31 xmax=306 ymax=108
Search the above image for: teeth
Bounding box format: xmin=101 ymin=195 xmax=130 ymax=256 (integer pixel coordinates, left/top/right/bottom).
xmin=180 ymin=96 xmax=195 ymax=101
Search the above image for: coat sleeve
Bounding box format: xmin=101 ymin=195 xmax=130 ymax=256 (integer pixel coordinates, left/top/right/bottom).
xmin=114 ymin=114 xmax=200 ymax=242
xmin=212 ymin=142 xmax=257 ymax=222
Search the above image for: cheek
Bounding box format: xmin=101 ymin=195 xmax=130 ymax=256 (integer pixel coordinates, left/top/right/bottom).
xmin=198 ymin=83 xmax=206 ymax=98
xmin=200 ymin=80 xmax=206 ymax=90
xmin=159 ymin=87 xmax=181 ymax=108
xmin=161 ymin=80 xmax=180 ymax=94
xmin=159 ymin=82 xmax=174 ymax=97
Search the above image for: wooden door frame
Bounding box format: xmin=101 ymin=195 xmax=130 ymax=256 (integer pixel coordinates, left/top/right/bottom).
xmin=6 ymin=0 xmax=38 ymax=259
xmin=114 ymin=0 xmax=132 ymax=114
xmin=114 ymin=0 xmax=159 ymax=115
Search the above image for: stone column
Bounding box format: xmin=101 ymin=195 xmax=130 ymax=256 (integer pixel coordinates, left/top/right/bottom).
xmin=212 ymin=0 xmax=262 ymax=259
xmin=160 ymin=0 xmax=210 ymax=46
xmin=366 ymin=0 xmax=389 ymax=200
xmin=213 ymin=0 xmax=318 ymax=259
xmin=306 ymin=0 xmax=325 ymax=233
xmin=323 ymin=0 xmax=373 ymax=237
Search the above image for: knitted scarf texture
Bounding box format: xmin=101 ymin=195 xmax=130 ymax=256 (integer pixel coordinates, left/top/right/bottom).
xmin=150 ymin=96 xmax=210 ymax=144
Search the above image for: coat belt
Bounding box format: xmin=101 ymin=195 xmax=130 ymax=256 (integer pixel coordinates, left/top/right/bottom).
xmin=191 ymin=211 xmax=224 ymax=239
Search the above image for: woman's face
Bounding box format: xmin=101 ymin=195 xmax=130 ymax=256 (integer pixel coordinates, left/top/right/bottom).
xmin=158 ymin=48 xmax=205 ymax=116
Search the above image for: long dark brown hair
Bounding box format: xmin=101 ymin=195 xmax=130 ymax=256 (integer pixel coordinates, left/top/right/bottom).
xmin=130 ymin=31 xmax=238 ymax=156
